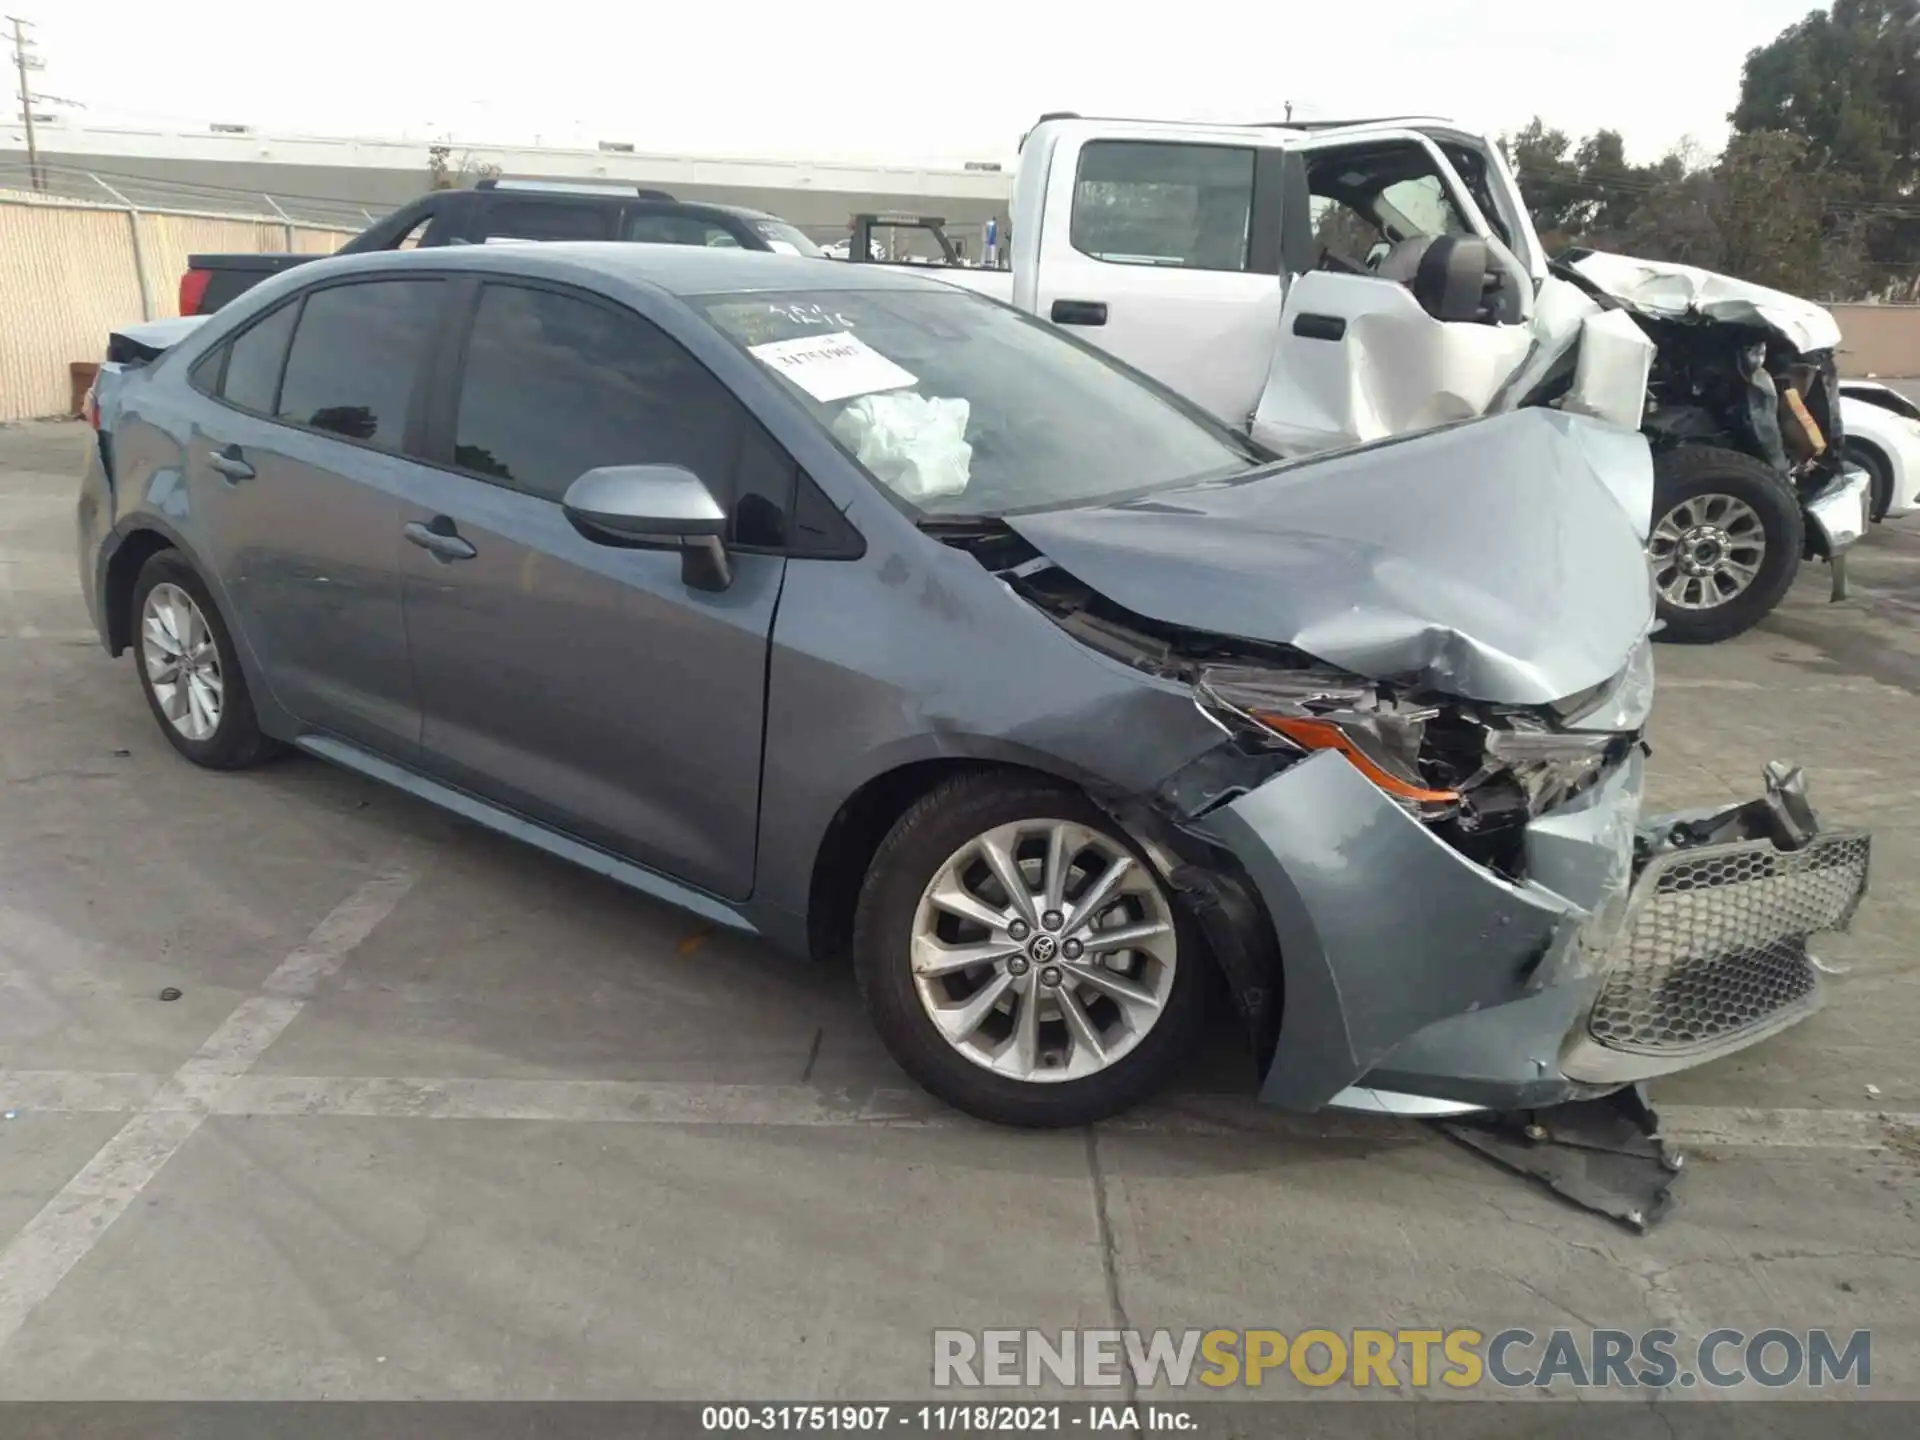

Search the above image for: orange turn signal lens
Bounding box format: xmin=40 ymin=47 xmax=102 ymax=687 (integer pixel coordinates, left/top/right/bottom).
xmin=1253 ymin=712 xmax=1461 ymax=805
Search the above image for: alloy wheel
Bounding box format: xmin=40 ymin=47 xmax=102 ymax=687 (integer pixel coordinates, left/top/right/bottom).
xmin=908 ymin=820 xmax=1178 ymax=1083
xmin=1647 ymin=493 xmax=1767 ymax=610
xmin=141 ymin=582 xmax=224 ymax=742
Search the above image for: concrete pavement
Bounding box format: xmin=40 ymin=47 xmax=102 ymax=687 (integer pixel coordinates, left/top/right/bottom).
xmin=1 ymin=420 xmax=1915 ymax=1401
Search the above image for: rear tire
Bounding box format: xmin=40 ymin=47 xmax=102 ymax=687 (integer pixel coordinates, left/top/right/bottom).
xmin=852 ymin=772 xmax=1206 ymax=1128
xmin=1647 ymin=445 xmax=1804 ymax=645
xmin=130 ymin=550 xmax=281 ymax=770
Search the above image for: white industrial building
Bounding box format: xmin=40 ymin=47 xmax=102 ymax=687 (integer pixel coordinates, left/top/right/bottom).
xmin=0 ymin=120 xmax=1015 ymax=248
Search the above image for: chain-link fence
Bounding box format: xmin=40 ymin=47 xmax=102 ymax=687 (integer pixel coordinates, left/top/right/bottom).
xmin=0 ymin=186 xmax=355 ymax=422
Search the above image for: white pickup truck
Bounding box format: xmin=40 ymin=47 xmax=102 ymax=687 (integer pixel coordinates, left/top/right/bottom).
xmin=884 ymin=113 xmax=1871 ymax=643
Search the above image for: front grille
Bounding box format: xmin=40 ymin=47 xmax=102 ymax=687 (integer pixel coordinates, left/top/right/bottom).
xmin=1586 ymin=831 xmax=1870 ymax=1055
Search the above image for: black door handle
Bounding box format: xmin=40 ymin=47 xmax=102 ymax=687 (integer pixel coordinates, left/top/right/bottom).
xmin=404 ymin=518 xmax=477 ymax=562
xmin=209 ymin=444 xmax=255 ymax=482
xmin=1292 ymin=313 xmax=1347 ymax=342
xmin=1050 ymin=299 xmax=1108 ymax=326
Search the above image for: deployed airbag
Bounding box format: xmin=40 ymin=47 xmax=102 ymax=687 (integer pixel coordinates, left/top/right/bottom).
xmin=831 ymin=393 xmax=974 ymax=501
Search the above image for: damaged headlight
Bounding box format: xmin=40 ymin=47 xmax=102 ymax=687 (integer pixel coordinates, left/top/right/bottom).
xmin=1195 ymin=665 xmax=1463 ymax=818
xmin=1195 ymin=657 xmax=1643 ymax=836
xmin=1469 ymin=726 xmax=1620 ymax=814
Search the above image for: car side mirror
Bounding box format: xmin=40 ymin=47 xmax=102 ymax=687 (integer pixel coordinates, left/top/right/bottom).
xmin=561 ymin=464 xmax=732 ymax=592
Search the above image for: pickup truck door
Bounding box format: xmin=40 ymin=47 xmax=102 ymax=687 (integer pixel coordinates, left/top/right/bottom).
xmin=1253 ymin=129 xmax=1537 ymax=456
xmin=1019 ymin=124 xmax=1287 ymax=426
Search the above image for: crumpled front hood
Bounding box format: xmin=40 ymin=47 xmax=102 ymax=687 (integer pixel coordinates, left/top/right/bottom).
xmin=1568 ymin=251 xmax=1841 ymax=355
xmin=1007 ymin=409 xmax=1655 ymax=708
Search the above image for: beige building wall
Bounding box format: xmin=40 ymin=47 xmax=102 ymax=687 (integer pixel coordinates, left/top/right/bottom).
xmin=1831 ymin=305 xmax=1920 ymax=379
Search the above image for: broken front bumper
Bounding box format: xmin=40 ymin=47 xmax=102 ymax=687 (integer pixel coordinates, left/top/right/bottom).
xmin=1195 ymin=751 xmax=1870 ymax=1113
xmin=1805 ymin=466 xmax=1873 ymax=601
xmin=1806 ymin=466 xmax=1872 ymax=557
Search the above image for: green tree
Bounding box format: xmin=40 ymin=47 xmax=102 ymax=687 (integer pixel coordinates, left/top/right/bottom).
xmin=1732 ymin=0 xmax=1920 ymax=284
xmin=1571 ymin=130 xmax=1649 ymax=241
xmin=1501 ymin=117 xmax=1583 ymax=247
xmin=1732 ymin=0 xmax=1917 ymax=190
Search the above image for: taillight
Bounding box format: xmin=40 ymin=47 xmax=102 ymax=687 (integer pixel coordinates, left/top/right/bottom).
xmin=178 ymin=268 xmax=212 ymax=316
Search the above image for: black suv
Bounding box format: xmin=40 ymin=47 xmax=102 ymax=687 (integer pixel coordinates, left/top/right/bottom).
xmin=180 ymin=179 xmax=824 ymax=315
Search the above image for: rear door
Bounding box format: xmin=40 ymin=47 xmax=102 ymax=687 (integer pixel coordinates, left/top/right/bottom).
xmin=1253 ymin=131 xmax=1536 ymax=455
xmin=185 ymin=277 xmax=448 ymax=756
xmin=396 ymin=278 xmax=791 ymax=900
xmin=1023 ymin=126 xmax=1285 ymax=426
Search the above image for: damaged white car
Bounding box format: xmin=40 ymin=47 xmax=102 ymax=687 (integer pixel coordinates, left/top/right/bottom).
xmin=1840 ymin=379 xmax=1920 ymax=521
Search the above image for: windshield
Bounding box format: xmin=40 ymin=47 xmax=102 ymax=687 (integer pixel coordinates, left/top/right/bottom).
xmin=698 ymin=288 xmax=1263 ymax=516
xmin=750 ymin=219 xmax=824 ymax=258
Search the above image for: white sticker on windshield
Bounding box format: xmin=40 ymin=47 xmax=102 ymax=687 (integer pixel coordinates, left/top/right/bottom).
xmin=748 ymin=331 xmax=916 ymax=404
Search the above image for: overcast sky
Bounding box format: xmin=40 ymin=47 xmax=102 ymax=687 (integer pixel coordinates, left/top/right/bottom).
xmin=34 ymin=1 xmax=1820 ymax=166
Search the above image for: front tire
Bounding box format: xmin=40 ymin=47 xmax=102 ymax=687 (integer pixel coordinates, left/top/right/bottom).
xmin=131 ymin=550 xmax=279 ymax=770
xmin=852 ymin=772 xmax=1206 ymax=1128
xmin=1647 ymin=445 xmax=1804 ymax=645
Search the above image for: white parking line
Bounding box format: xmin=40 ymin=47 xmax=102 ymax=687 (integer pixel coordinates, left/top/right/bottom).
xmin=1 ymin=1068 xmax=1912 ymax=1150
xmin=0 ymin=869 xmax=416 ymax=1354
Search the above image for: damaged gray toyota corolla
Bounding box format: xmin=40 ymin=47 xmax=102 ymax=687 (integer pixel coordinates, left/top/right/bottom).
xmin=77 ymin=248 xmax=1870 ymax=1129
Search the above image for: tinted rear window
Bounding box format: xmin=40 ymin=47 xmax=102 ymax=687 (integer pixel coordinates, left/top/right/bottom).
xmin=276 ymin=280 xmax=443 ymax=450
xmin=1071 ymin=141 xmax=1255 ymax=271
xmin=221 ymin=301 xmax=299 ymax=414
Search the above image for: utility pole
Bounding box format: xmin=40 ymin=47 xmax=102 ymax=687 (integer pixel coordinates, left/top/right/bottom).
xmin=7 ymin=14 xmax=41 ymax=190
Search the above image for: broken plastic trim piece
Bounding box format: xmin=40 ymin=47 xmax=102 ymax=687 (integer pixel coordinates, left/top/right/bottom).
xmin=1642 ymin=760 xmax=1822 ymax=856
xmin=1436 ymin=1083 xmax=1684 ymax=1233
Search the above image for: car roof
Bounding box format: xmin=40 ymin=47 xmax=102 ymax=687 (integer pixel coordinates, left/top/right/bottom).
xmin=306 ymin=241 xmax=951 ymax=298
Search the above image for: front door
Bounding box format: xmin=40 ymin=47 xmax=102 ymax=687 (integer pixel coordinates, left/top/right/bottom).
xmin=1254 ymin=133 xmax=1536 ymax=455
xmin=398 ymin=280 xmax=793 ymax=901
xmin=186 ymin=277 xmax=448 ymax=756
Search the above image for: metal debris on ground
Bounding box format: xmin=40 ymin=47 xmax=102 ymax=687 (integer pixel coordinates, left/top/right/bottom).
xmin=1436 ymin=1084 xmax=1684 ymax=1233
xmin=158 ymin=986 xmax=182 ymax=1001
